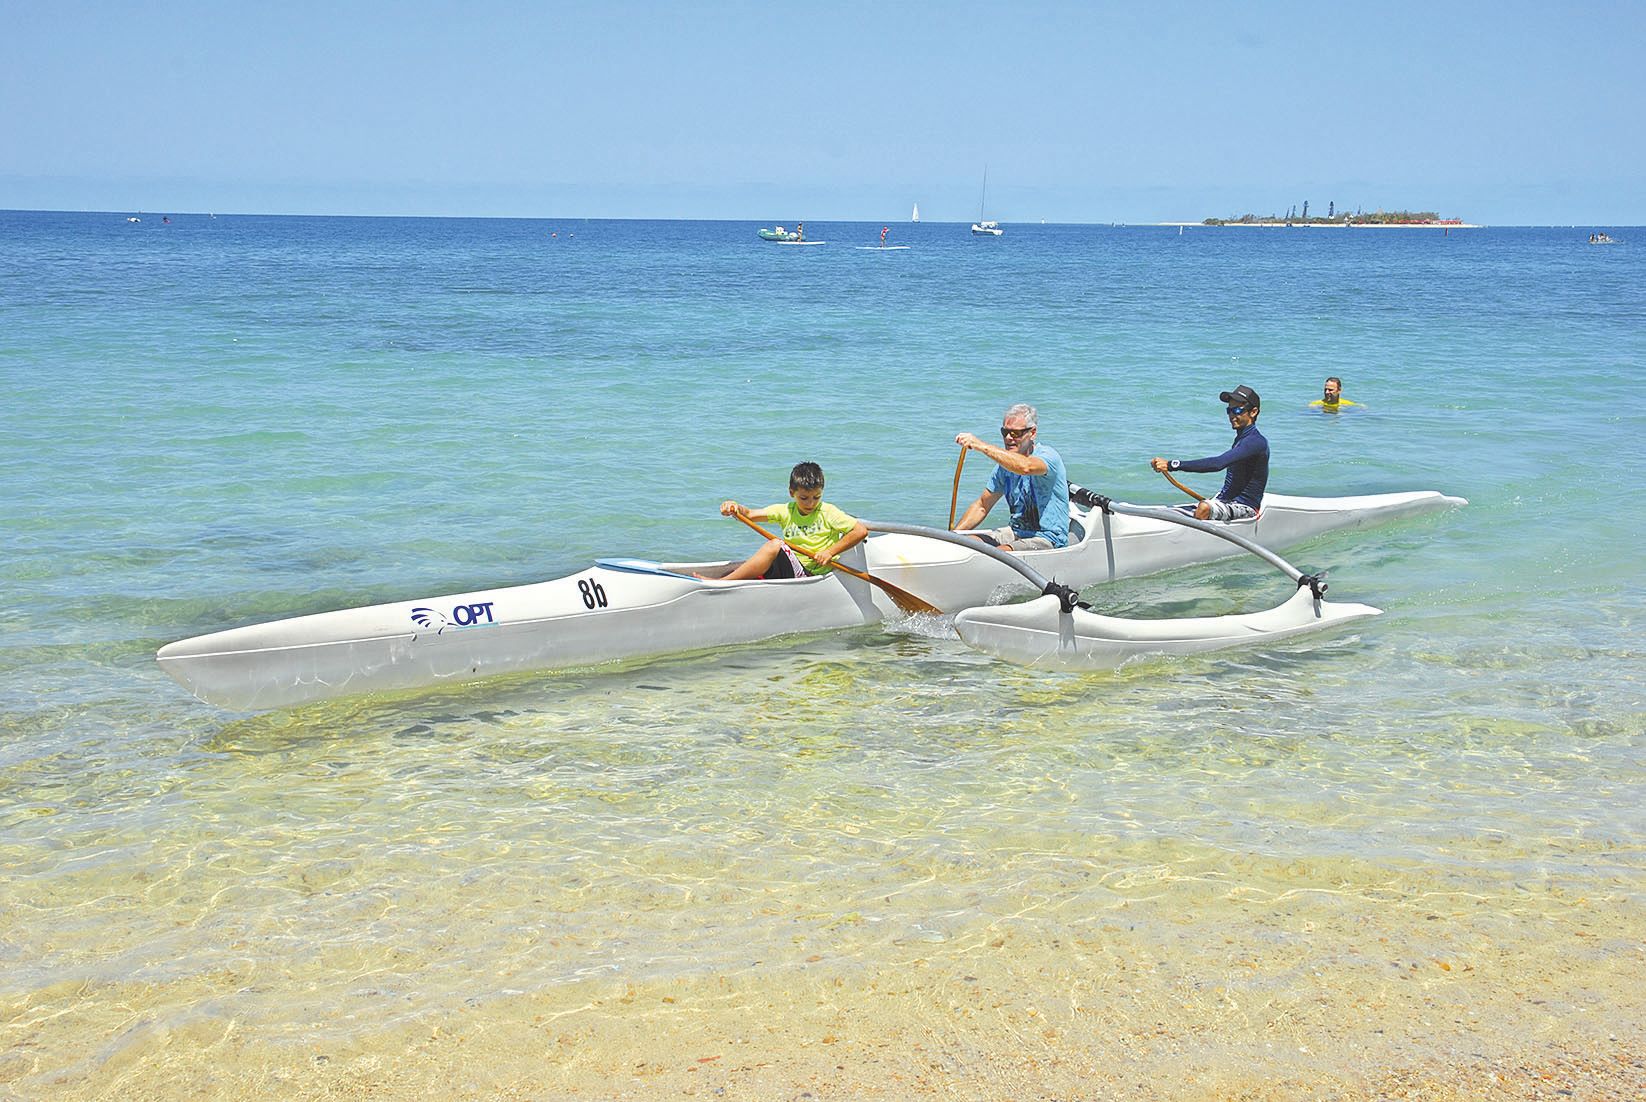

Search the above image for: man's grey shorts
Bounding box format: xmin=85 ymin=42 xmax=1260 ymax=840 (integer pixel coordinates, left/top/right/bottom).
xmin=979 ymin=525 xmax=1056 ymax=551
xmin=1199 ymin=499 xmax=1258 ymax=522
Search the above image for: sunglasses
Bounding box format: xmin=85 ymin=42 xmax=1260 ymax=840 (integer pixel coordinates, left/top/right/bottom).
xmin=1000 ymin=426 xmax=1035 ymax=439
xmin=1225 ymin=405 xmax=1247 ymax=416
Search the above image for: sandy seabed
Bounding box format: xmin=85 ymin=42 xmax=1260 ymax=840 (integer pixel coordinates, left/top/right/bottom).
xmin=14 ymin=895 xmax=1642 ymax=1102
xmin=30 ymin=981 xmax=1644 ymax=1102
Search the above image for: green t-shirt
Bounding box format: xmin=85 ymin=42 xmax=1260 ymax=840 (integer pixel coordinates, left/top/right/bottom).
xmin=764 ymin=501 xmax=859 ymax=574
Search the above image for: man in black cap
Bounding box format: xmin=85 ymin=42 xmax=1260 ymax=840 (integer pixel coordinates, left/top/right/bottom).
xmin=1150 ymin=384 xmax=1269 ymax=521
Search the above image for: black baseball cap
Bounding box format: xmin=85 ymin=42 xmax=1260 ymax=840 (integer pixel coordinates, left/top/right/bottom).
xmin=1218 ymin=384 xmax=1260 ymax=409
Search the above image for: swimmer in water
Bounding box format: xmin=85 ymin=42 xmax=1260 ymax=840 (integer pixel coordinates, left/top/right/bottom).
xmin=1309 ymin=376 xmax=1357 ymax=412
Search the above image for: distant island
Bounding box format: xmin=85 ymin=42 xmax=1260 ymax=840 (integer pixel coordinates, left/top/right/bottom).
xmin=1202 ymin=205 xmax=1475 ymax=227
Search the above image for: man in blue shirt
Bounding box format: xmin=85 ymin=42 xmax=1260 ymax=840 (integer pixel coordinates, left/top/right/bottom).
xmin=954 ymin=403 xmax=1070 ymax=550
xmin=1150 ymin=384 xmax=1269 ymax=521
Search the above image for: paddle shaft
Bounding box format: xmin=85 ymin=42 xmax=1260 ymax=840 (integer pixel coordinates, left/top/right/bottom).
xmin=863 ymin=519 xmax=1051 ymax=590
xmin=1160 ymin=468 xmax=1206 ymax=502
xmin=729 ymin=511 xmax=940 ymax=614
xmin=948 ymin=446 xmax=967 ymax=530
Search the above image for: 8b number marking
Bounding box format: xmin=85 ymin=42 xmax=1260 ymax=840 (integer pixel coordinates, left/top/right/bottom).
xmin=578 ymin=577 xmax=609 ymax=609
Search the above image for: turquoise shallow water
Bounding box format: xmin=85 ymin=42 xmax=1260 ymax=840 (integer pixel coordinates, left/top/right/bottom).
xmin=2 ymin=212 xmax=1643 ymax=1096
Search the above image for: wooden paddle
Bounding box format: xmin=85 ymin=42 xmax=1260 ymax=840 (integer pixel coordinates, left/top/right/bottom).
xmin=948 ymin=445 xmax=968 ymax=530
xmin=1159 ymin=467 xmax=1206 ymax=502
xmin=729 ymin=512 xmax=941 ymax=616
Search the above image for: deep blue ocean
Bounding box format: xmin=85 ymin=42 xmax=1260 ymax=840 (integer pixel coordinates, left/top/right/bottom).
xmin=2 ymin=211 xmax=1642 ymax=1096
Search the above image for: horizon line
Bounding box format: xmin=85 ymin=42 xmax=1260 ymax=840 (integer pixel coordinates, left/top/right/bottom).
xmin=5 ymin=207 xmax=1634 ymax=228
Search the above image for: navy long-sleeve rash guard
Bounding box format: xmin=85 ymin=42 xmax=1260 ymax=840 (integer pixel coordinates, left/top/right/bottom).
xmin=1174 ymin=424 xmax=1269 ymax=509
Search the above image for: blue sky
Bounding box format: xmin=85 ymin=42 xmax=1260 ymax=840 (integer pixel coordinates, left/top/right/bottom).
xmin=3 ymin=0 xmax=1640 ymax=223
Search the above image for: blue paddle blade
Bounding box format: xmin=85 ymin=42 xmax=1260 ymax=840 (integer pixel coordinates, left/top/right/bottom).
xmin=594 ymin=557 xmax=701 ymax=580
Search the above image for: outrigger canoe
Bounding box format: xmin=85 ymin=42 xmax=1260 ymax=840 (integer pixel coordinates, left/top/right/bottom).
xmin=157 ymin=488 xmax=1463 ymax=710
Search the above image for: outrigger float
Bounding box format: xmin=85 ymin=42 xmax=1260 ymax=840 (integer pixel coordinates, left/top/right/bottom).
xmin=157 ymin=487 xmax=1464 ymax=710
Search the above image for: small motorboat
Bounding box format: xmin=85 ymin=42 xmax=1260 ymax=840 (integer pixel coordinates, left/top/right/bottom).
xmin=758 ymin=225 xmax=823 ymax=245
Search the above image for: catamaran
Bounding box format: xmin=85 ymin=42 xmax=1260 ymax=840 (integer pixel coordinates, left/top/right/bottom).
xmin=157 ymin=485 xmax=1463 ymax=710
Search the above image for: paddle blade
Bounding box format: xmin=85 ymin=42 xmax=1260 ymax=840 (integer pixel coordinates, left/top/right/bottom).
xmin=876 ymin=578 xmax=942 ymax=617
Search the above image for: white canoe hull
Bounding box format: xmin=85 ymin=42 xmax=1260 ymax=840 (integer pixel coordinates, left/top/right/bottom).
xmin=954 ymin=587 xmax=1382 ymax=671
xmin=158 ymin=555 xmax=880 ymax=711
xmin=158 ymin=490 xmax=1461 ymax=709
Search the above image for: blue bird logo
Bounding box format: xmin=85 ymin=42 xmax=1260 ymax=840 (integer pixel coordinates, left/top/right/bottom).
xmin=410 ymin=606 xmax=451 ymax=634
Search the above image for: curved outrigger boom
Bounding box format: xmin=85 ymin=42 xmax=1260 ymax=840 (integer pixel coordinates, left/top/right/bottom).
xmin=866 ymin=489 xmax=1381 ymax=670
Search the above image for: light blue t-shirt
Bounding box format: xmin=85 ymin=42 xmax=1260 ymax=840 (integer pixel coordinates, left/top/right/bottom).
xmin=985 ymin=442 xmax=1070 ymax=547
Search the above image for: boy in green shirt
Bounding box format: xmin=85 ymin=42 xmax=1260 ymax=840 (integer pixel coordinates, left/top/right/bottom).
xmin=714 ymin=461 xmax=869 ymax=581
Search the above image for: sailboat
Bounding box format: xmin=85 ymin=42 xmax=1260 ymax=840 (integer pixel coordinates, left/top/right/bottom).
xmin=912 ymin=202 xmax=920 ymax=223
xmin=971 ymin=169 xmax=1002 ymax=236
